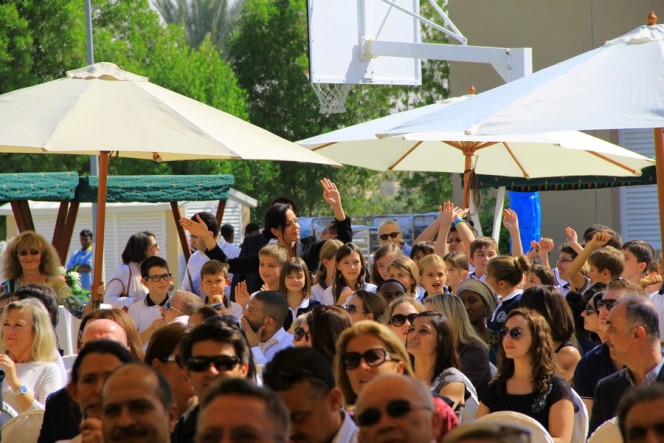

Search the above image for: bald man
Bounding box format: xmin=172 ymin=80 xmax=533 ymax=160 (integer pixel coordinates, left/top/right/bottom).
xmin=38 ymin=318 xmax=134 ymax=443
xmin=80 ymin=319 xmax=129 ymax=349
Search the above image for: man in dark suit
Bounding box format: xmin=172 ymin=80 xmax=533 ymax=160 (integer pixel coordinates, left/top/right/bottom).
xmin=589 ymin=295 xmax=664 ymax=435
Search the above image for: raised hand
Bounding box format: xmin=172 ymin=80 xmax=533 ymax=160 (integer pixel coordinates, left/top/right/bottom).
xmin=439 ymin=201 xmax=456 ymax=226
xmin=235 ymin=281 xmax=250 ymax=308
xmin=320 ymin=178 xmax=341 ymax=207
xmin=502 ymin=209 xmax=519 ymax=231
xmin=540 ymin=237 xmax=555 ymax=254
xmin=565 ymin=227 xmax=578 ymax=244
xmin=589 ymin=231 xmax=612 ymax=248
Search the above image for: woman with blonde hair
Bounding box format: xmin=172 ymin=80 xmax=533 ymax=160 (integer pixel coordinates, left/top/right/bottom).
xmin=425 ymin=294 xmax=491 ymax=396
xmin=477 ymin=308 xmax=574 ymax=443
xmin=0 ymin=298 xmax=64 ymax=413
xmin=1 ymin=231 xmax=71 ymax=303
xmin=383 ymin=296 xmax=425 ymax=345
xmin=334 ymin=320 xmax=414 ymax=406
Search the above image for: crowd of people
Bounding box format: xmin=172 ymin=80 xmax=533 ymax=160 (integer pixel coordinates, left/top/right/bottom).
xmin=0 ymin=178 xmax=663 ymax=442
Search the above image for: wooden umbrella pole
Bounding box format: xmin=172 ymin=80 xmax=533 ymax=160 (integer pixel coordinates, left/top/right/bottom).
xmin=463 ymin=150 xmax=472 ymax=208
xmin=655 ymin=128 xmax=664 ymax=248
xmin=92 ymin=152 xmax=109 ymax=302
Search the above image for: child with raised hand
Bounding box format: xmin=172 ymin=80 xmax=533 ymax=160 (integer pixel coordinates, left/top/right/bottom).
xmin=485 ymin=255 xmax=531 ymax=332
xmin=433 ymin=201 xmax=476 ymax=257
xmin=278 ymin=257 xmax=320 ymax=330
xmin=311 ymin=239 xmax=343 ymax=304
xmin=566 ymin=231 xmax=624 ymax=293
xmin=387 ymin=256 xmax=422 ymax=299
xmin=234 ymin=243 xmax=288 ymax=309
xmin=501 ymin=208 xmax=524 ymax=256
xmin=199 ymin=260 xmax=243 ymax=318
xmin=418 ymin=254 xmax=449 ymax=300
xmin=322 ymin=242 xmax=376 ymax=306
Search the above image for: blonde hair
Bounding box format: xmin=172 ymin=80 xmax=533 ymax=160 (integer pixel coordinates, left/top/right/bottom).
xmin=334 ymin=320 xmax=415 ymax=405
xmin=383 ymin=296 xmax=425 ymax=323
xmin=386 ymin=256 xmax=419 ymax=292
xmin=425 ymin=294 xmax=487 ymax=350
xmin=0 ymin=298 xmax=56 ymax=362
xmin=3 ymin=231 xmax=61 ymax=280
xmin=418 ymin=254 xmax=447 ymax=276
xmin=259 ymin=244 xmax=289 ymax=265
xmin=314 ymin=239 xmax=343 ymax=286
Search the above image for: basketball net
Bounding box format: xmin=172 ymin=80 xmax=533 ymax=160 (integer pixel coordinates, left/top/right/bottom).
xmin=304 ymin=70 xmax=352 ymax=115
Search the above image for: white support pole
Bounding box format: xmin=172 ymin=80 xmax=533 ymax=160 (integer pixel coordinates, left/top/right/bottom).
xmin=492 ymin=187 xmax=506 ymax=243
xmin=469 ymin=199 xmax=483 ymax=238
xmin=365 ymin=40 xmax=532 ymax=86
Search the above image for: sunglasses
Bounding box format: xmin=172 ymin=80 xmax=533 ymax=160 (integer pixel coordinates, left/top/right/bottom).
xmin=18 ymin=249 xmax=40 ymax=257
xmin=379 ymin=232 xmax=400 ymax=241
xmin=146 ymin=273 xmax=172 ymax=282
xmin=389 ymin=313 xmax=418 ymax=327
xmin=293 ymin=327 xmax=310 ymax=342
xmin=344 ymin=304 xmax=365 ymax=314
xmin=188 ymin=355 xmax=240 ymax=372
xmin=356 ymin=399 xmax=432 ymax=427
xmin=159 ymin=355 xmax=182 ymax=368
xmin=499 ymin=326 xmax=531 ymax=341
xmin=584 ymin=304 xmax=597 ymax=315
xmin=341 ymin=348 xmax=394 ymax=370
xmin=165 ymin=301 xmax=184 ymax=314
xmin=597 ymin=298 xmax=618 ymax=310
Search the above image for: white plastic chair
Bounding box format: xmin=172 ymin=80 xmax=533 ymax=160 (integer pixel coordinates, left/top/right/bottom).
xmin=475 ymin=411 xmax=555 ymax=443
xmin=1 ymin=409 xmax=45 ymax=443
xmin=587 ymin=417 xmax=623 ymax=443
xmin=570 ymin=388 xmax=588 ymax=443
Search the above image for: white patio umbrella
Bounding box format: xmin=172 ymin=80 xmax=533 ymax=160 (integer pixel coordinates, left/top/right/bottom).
xmin=0 ymin=62 xmax=339 ymax=289
xmin=382 ymin=18 xmax=664 ymax=240
xmin=299 ymin=96 xmax=654 ymax=207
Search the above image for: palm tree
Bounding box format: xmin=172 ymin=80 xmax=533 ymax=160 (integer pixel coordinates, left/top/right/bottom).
xmin=152 ymin=0 xmax=244 ymax=52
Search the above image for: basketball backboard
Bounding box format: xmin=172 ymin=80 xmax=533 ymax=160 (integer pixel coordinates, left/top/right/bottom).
xmin=307 ymin=0 xmax=422 ymax=85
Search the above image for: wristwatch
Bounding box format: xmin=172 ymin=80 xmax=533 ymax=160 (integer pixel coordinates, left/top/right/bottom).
xmin=14 ymin=385 xmax=27 ymax=396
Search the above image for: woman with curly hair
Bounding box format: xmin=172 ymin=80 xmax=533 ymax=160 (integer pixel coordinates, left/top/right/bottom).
xmin=1 ymin=231 xmax=72 ymax=303
xmin=520 ymin=286 xmax=582 ymax=383
xmin=477 ymin=308 xmax=574 ymax=443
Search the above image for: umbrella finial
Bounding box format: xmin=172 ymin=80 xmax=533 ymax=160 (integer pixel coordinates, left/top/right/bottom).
xmin=469 ymin=85 xmax=476 ymax=95
xmin=647 ymin=11 xmax=657 ymax=25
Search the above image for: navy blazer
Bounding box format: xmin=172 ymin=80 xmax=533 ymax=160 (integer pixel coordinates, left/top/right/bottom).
xmin=588 ymin=362 xmax=664 ymax=435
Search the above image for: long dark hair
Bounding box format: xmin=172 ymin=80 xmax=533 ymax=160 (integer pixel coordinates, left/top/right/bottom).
xmin=495 ymin=308 xmax=557 ymax=396
xmin=333 ymin=243 xmax=367 ymax=302
xmin=306 ymin=305 xmax=352 ymax=366
xmin=263 ymin=204 xmax=293 ymax=242
xmin=520 ymin=286 xmax=575 ymax=343
xmin=411 ymin=311 xmax=460 ymax=383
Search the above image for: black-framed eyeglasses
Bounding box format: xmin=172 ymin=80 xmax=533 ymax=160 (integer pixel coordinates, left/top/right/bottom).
xmin=499 ymin=326 xmax=531 ymax=341
xmin=293 ymin=327 xmax=310 ymax=342
xmin=389 ymin=313 xmax=418 ymax=327
xmin=598 ymin=298 xmax=618 ymax=311
xmin=159 ymin=355 xmax=183 ymax=368
xmin=356 ymin=399 xmax=432 ymax=427
xmin=341 ymin=348 xmax=394 ymax=370
xmin=146 ymin=273 xmax=172 ymax=282
xmin=379 ymin=232 xmax=400 ymax=241
xmin=188 ymin=355 xmax=240 ymax=372
xmin=344 ymin=304 xmax=365 ymax=314
xmin=18 ymin=249 xmax=40 ymax=256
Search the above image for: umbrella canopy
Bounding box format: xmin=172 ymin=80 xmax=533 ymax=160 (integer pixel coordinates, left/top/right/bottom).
xmin=0 ymin=62 xmax=340 ymax=163
xmin=382 ymin=18 xmax=664 ymax=242
xmin=299 ymin=97 xmax=654 ymax=206
xmin=383 ymin=23 xmax=664 ymax=136
xmin=0 ymin=62 xmax=339 ymax=291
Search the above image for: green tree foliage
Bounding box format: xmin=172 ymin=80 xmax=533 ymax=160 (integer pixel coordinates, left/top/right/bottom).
xmin=0 ymin=0 xmax=249 ymax=181
xmin=226 ymin=0 xmax=454 ymax=217
xmin=152 ymin=0 xmax=244 ymax=53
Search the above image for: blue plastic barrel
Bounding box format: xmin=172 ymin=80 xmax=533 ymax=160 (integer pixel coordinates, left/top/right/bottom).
xmin=507 ymin=191 xmax=541 ymax=254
